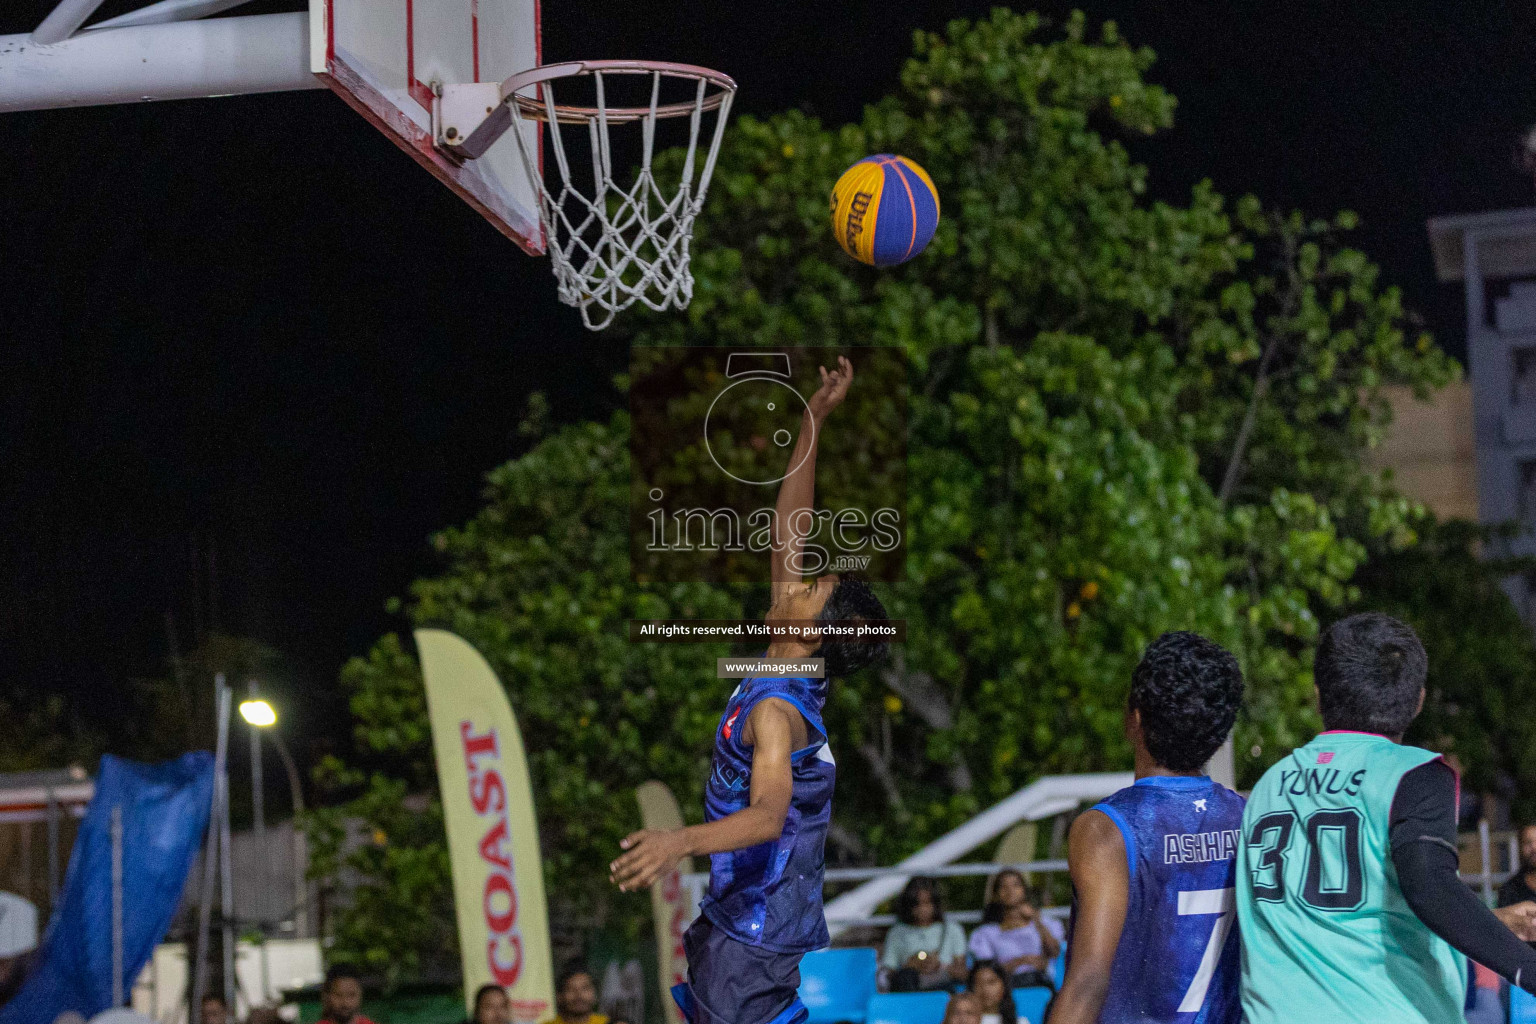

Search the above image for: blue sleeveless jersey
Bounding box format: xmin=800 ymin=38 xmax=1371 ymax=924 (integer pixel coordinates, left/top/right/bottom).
xmin=698 ymin=670 xmax=835 ymax=953
xmin=1068 ymin=775 xmax=1245 ymax=1024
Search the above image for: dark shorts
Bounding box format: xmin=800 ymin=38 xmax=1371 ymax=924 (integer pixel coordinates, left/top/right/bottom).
xmin=676 ymin=914 xmax=808 ymax=1024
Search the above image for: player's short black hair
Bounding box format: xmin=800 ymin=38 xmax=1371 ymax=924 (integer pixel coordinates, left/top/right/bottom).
xmin=473 ymin=984 xmax=506 ymax=1012
xmin=1314 ymin=612 xmax=1426 ymax=737
xmin=814 ymin=573 xmax=889 ymax=678
xmin=1129 ymin=631 xmax=1244 ymax=774
xmin=894 ymin=876 xmax=947 ymax=926
xmin=323 ymin=963 xmax=363 ymax=990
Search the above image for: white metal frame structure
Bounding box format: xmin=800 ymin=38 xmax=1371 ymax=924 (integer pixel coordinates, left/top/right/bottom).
xmin=819 ymin=771 xmax=1132 ymax=929
xmin=678 ymin=772 xmax=1135 ymax=933
xmin=0 ymin=0 xmax=548 ymax=252
xmin=0 ymin=1 xmax=321 ymax=112
xmin=679 ymin=770 xmax=1519 ymax=934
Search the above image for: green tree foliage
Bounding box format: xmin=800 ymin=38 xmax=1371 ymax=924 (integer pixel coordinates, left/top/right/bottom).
xmin=0 ymin=693 xmax=96 ymax=773
xmin=1354 ymin=519 xmax=1536 ymax=821
xmin=309 ymin=8 xmax=1460 ymax=965
xmin=125 ymin=633 xmax=283 ymax=762
xmin=306 ymin=416 xmax=743 ymax=974
xmin=0 ymin=632 xmax=282 ymax=779
xmin=304 ymin=633 xmax=459 ymax=984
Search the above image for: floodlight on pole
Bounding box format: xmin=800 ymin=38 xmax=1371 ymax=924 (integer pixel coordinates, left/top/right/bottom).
xmin=239 ymin=699 xmax=276 ymax=727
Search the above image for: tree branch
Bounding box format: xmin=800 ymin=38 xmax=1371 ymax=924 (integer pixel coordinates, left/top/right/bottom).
xmin=1217 ymin=331 xmax=1283 ymax=503
xmin=858 ymin=742 xmax=908 ymax=813
xmin=881 ymin=654 xmax=953 ymax=730
xmin=879 ymin=652 xmax=974 ymax=792
xmin=826 ymin=822 xmax=869 ymax=862
xmin=1217 ymin=226 xmax=1301 ymax=505
xmin=947 ymin=753 xmax=975 ymax=793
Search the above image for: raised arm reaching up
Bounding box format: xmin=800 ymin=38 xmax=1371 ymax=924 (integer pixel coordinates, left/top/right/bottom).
xmin=770 ymin=356 xmax=853 ymax=606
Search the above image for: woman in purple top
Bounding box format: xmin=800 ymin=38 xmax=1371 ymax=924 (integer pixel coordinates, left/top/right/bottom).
xmin=967 ymin=870 xmax=1063 ymax=989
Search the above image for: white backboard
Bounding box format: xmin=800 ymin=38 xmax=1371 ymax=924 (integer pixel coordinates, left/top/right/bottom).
xmin=310 ymin=0 xmax=543 ymax=253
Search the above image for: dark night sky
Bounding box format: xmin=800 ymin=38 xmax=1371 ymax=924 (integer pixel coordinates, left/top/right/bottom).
xmin=3 ymin=1 xmax=1534 ymax=768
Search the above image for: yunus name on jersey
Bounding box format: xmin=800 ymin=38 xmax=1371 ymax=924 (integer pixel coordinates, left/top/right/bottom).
xmin=1272 ymin=766 xmax=1367 ymax=799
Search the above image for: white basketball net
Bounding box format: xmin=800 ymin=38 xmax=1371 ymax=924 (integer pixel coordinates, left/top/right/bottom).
xmin=504 ymin=62 xmax=737 ymax=331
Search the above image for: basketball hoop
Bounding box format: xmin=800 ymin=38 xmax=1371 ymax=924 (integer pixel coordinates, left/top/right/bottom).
xmin=435 ymin=60 xmax=737 ymax=330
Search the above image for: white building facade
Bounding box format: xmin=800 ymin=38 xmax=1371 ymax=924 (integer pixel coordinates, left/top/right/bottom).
xmin=1430 ymin=207 xmax=1536 ymax=621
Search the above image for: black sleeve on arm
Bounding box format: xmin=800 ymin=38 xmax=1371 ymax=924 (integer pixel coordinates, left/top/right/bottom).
xmin=1390 ymin=759 xmax=1536 ymax=993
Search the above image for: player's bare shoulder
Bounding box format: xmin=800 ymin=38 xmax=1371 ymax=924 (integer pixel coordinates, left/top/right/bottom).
xmin=743 ymin=696 xmax=810 ymax=750
xmin=1072 ymin=807 xmax=1122 ymax=846
xmin=1068 ymin=807 xmax=1126 ymax=874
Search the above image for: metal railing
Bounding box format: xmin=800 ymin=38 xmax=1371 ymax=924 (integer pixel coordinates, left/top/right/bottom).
xmin=822 ymin=773 xmax=1134 ymax=929
xmin=677 ymin=769 xmax=1527 ymax=932
xmin=822 ymin=860 xmax=1069 ymax=883
xmin=684 ymin=841 xmax=1523 ymax=931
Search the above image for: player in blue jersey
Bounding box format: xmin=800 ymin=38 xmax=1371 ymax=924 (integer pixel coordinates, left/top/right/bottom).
xmin=609 ymin=356 xmax=889 ymax=1024
xmin=1048 ymin=631 xmax=1246 ymax=1024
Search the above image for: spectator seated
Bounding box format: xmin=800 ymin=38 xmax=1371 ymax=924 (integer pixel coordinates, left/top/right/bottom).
xmin=800 ymin=947 xmax=879 ymax=1024
xmin=865 ymin=991 xmax=951 ymax=1024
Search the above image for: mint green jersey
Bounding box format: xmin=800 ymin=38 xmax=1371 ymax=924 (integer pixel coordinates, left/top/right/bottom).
xmin=1237 ymin=732 xmax=1465 ymax=1024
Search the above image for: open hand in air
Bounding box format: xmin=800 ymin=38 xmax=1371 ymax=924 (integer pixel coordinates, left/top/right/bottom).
xmin=807 ymin=356 xmax=854 ymax=421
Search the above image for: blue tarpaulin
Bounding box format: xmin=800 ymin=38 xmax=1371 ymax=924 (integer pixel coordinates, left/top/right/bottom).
xmin=0 ymin=752 xmax=214 ymax=1023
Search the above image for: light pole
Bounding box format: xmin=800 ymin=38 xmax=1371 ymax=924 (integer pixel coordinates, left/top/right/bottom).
xmin=267 ymin=726 xmax=309 ymax=936
xmin=238 ymin=696 xmax=309 ymax=936
xmin=239 ymin=691 xmax=275 ymax=1008
xmin=192 ymin=674 xmax=233 ymax=1024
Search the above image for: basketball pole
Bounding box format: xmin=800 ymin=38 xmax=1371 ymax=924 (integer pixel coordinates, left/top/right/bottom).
xmin=0 ymin=11 xmax=322 ymax=113
xmin=190 ymin=677 xmax=231 ymax=1024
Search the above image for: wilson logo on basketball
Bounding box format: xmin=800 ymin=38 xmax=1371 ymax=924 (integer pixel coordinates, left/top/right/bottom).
xmin=846 ymin=191 xmax=873 ymax=250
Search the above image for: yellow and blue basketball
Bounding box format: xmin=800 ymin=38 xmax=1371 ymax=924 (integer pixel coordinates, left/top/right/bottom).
xmin=829 ymin=154 xmax=940 ymax=266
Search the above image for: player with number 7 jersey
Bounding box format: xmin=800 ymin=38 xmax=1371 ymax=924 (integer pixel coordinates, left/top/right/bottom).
xmin=1048 ymin=632 xmax=1247 ymax=1024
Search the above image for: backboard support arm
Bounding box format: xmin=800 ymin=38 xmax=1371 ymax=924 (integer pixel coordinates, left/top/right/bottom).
xmin=1 ymin=0 xmax=550 ymax=260
xmin=32 ymin=0 xmax=109 ymax=45
xmin=88 ymin=0 xmax=261 ymax=33
xmin=435 ymin=82 xmax=510 ymax=161
xmin=0 ymin=12 xmax=323 ymax=113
